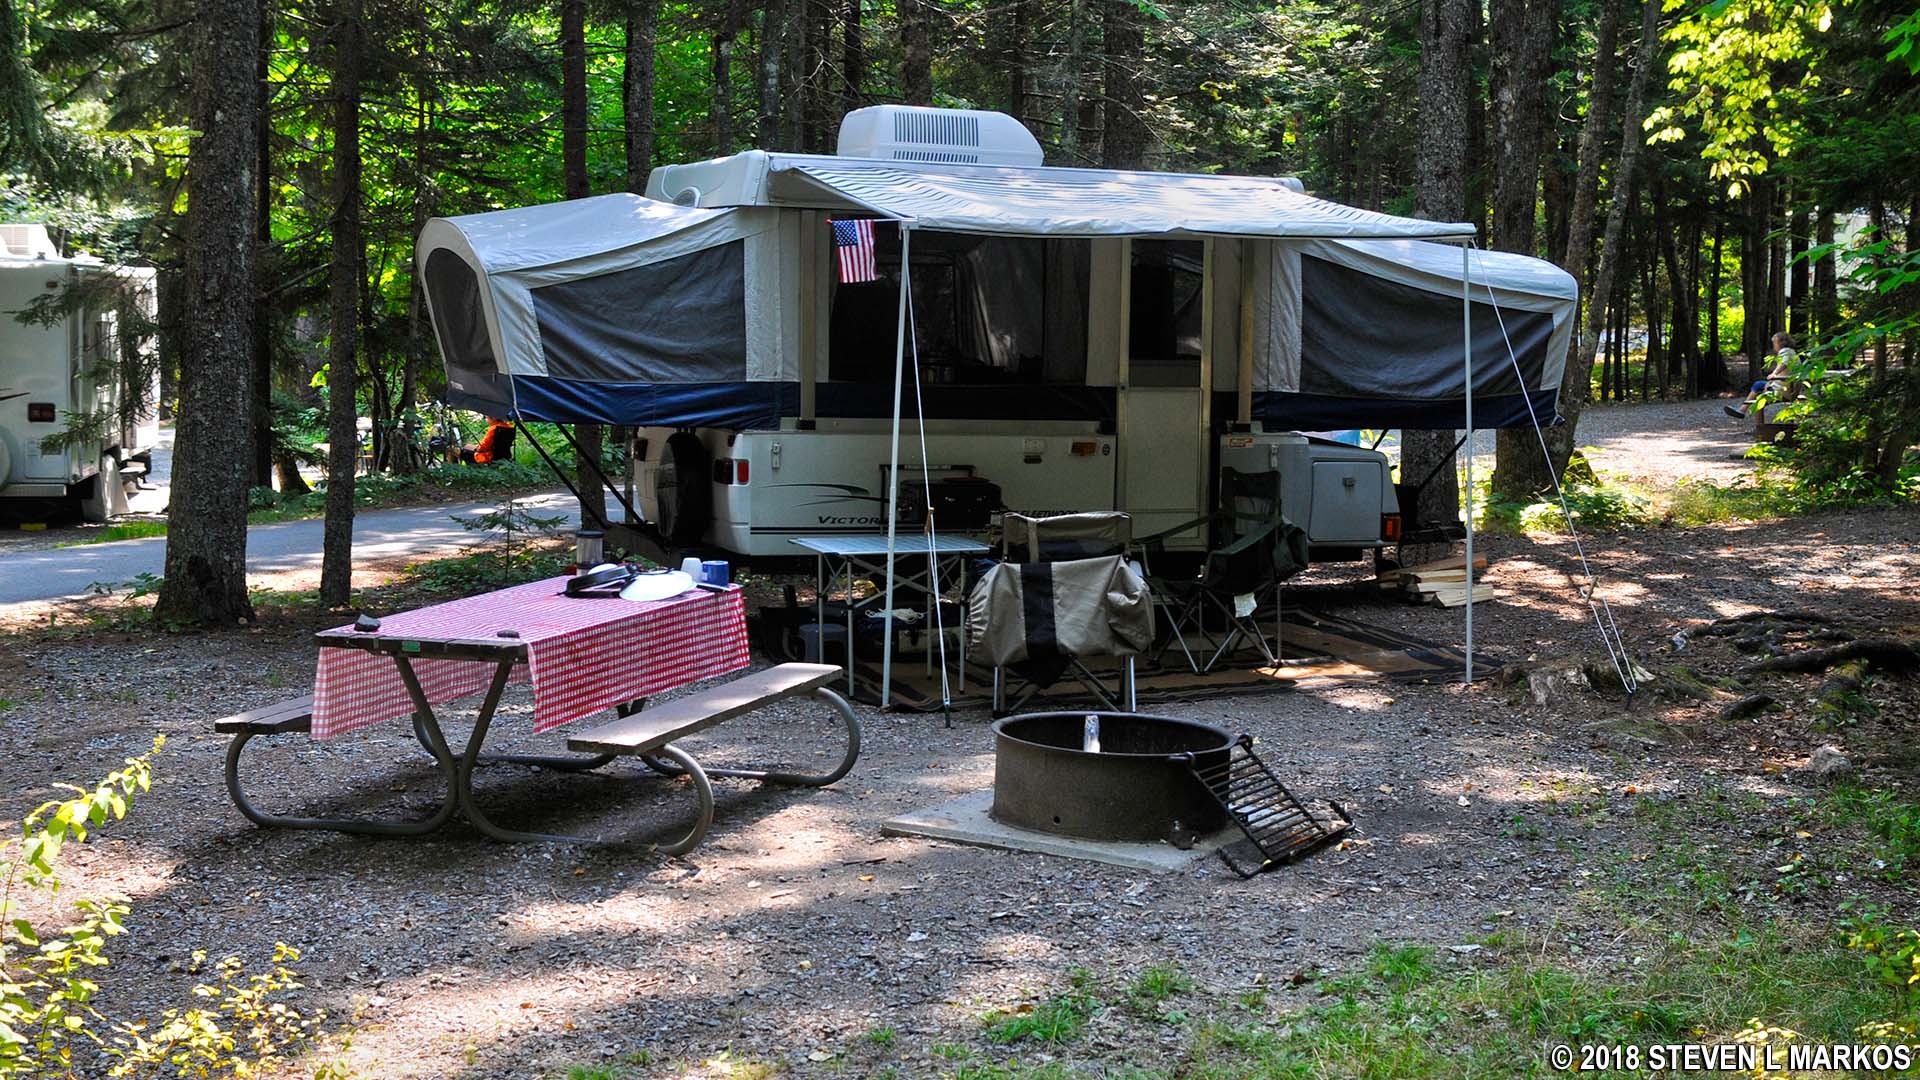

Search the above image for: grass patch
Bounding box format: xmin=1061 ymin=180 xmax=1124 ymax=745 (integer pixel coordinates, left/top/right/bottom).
xmin=55 ymin=519 xmax=168 ymax=545
xmin=1821 ymin=787 xmax=1920 ymax=880
xmin=244 ymin=460 xmax=556 ymax=524
xmin=985 ymin=971 xmax=1100 ymax=1045
xmin=864 ymin=1025 xmax=898 ymax=1047
xmin=1129 ymin=964 xmax=1194 ymax=1004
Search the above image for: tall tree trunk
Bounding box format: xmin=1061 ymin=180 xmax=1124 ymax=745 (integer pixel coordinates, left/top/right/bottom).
xmin=1101 ymin=0 xmax=1146 ymax=169
xmin=1489 ymin=0 xmax=1558 ymax=254
xmin=625 ymin=0 xmax=660 ymax=191
xmin=1526 ymin=0 xmax=1661 ymax=486
xmin=562 ymin=0 xmax=589 ymax=199
xmin=802 ymin=0 xmax=832 ymax=151
xmin=318 ymin=0 xmax=362 ymax=607
xmin=1007 ymin=0 xmax=1028 ymax=124
xmin=1706 ymin=214 xmax=1724 ymax=375
xmin=1788 ymin=204 xmax=1809 ymax=337
xmin=1492 ymin=0 xmax=1600 ymax=498
xmin=1813 ymin=207 xmax=1836 ymax=335
xmin=1405 ymin=0 xmax=1476 ymax=534
xmin=1739 ymin=182 xmax=1769 ymax=382
xmin=757 ymin=0 xmax=786 ymax=145
xmin=842 ymin=0 xmax=862 ymax=114
xmin=562 ymin=0 xmax=605 ymax=528
xmin=900 ymin=0 xmax=931 ymax=105
xmin=1058 ymin=0 xmax=1088 ymax=160
xmin=711 ymin=0 xmax=738 ymax=153
xmin=250 ymin=2 xmax=274 ymax=489
xmin=156 ymin=0 xmax=261 ymax=626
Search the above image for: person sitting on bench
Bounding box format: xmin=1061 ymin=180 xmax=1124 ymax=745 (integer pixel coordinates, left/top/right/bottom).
xmin=460 ymin=418 xmax=516 ymax=464
xmin=1726 ymin=333 xmax=1798 ymax=418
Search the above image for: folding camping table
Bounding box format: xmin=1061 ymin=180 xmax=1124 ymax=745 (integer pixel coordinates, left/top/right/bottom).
xmin=789 ymin=534 xmax=988 ymax=704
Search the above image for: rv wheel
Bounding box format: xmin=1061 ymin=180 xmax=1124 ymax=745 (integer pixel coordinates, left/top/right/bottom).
xmin=655 ymin=432 xmax=712 ymax=546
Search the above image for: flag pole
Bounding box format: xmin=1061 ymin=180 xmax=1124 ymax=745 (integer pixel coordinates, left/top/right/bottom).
xmin=880 ymin=225 xmax=913 ymax=709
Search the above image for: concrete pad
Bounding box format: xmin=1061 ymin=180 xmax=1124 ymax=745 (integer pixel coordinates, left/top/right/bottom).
xmin=881 ymin=789 xmax=1234 ymax=872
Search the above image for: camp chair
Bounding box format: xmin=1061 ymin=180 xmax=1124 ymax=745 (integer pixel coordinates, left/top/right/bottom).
xmin=1137 ymin=468 xmax=1309 ymax=674
xmin=968 ymin=512 xmax=1152 ymax=715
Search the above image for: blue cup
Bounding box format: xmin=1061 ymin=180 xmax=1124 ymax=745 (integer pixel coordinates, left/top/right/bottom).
xmin=701 ymin=560 xmax=729 ymax=587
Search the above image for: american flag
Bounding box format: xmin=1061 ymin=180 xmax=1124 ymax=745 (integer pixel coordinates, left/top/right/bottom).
xmin=832 ymin=218 xmax=879 ymax=284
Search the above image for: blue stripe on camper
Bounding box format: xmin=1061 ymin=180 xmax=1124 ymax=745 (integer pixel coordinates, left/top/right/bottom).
xmin=508 ymin=377 xmax=799 ymax=428
xmin=1239 ymin=388 xmax=1562 ymax=431
xmin=505 ymin=377 xmax=1118 ymax=427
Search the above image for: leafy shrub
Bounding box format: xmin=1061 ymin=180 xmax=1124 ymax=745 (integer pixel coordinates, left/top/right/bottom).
xmin=0 ymin=741 xmax=337 ymax=1079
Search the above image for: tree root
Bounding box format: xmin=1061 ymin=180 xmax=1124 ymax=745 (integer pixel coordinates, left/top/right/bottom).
xmin=1740 ymin=638 xmax=1920 ymax=677
xmin=1718 ymin=693 xmax=1776 ymax=723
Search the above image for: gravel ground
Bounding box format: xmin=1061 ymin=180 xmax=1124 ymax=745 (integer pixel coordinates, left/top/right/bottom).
xmin=2 ymin=400 xmax=1915 ymax=1079
xmin=1461 ymin=396 xmax=1758 ymax=488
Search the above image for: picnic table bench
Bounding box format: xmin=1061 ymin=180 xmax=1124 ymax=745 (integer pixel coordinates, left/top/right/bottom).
xmin=213 ymin=577 xmax=860 ymax=854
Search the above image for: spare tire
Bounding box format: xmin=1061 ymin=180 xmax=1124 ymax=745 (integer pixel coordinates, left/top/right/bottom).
xmin=654 ymin=431 xmax=712 ymax=546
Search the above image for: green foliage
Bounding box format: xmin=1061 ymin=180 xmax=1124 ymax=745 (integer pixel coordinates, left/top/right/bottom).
xmin=0 ymin=742 xmax=155 ymax=1073
xmin=0 ymin=742 xmax=342 ymax=1079
xmin=1481 ymin=457 xmax=1653 ymax=533
xmin=984 ymin=973 xmax=1100 ymax=1045
xmin=245 ymin=459 xmax=552 ymax=523
xmin=1650 ymin=0 xmax=1836 ymax=186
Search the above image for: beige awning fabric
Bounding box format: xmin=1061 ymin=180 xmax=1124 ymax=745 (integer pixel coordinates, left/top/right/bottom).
xmin=765 ymin=158 xmax=1478 ymax=241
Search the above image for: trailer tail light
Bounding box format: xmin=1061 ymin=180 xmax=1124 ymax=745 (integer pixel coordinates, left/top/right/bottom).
xmin=1070 ymin=440 xmax=1097 ymax=456
xmin=1381 ymin=513 xmax=1402 ymax=542
xmin=711 ymin=458 xmax=750 ymax=485
xmin=27 ymin=402 xmax=55 ymax=422
xmin=734 ymin=459 xmax=749 ymax=485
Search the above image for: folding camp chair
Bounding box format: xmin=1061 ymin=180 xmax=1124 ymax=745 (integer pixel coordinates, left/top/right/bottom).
xmin=1137 ymin=468 xmax=1309 ymax=674
xmin=968 ymin=512 xmax=1152 ymax=715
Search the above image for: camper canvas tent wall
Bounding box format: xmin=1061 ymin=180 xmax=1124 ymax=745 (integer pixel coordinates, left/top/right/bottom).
xmin=0 ymin=224 xmax=159 ymax=523
xmin=415 ymin=105 xmax=1578 ymax=696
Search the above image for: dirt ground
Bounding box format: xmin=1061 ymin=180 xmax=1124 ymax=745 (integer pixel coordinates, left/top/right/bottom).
xmin=2 ymin=406 xmax=1917 ymax=1079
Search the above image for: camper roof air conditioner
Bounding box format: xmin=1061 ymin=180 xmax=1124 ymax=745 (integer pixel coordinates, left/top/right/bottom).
xmin=836 ymin=106 xmax=1043 ymax=168
xmin=0 ymin=224 xmax=59 ymax=260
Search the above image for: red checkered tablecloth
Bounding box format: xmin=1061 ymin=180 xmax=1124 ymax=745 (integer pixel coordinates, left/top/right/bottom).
xmin=310 ymin=577 xmax=750 ymax=739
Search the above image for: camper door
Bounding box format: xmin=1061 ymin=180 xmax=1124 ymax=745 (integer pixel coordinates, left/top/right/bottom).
xmin=1115 ymin=239 xmax=1210 ymax=541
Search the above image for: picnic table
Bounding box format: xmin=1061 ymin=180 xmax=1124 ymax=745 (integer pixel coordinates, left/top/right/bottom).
xmin=217 ymin=575 xmax=860 ymax=850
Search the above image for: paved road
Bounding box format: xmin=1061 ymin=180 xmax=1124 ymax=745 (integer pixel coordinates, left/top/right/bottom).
xmin=0 ymin=491 xmax=579 ymax=606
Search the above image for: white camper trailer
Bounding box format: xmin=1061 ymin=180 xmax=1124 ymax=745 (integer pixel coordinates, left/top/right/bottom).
xmin=416 ymin=107 xmax=1576 ymax=559
xmin=0 ymin=225 xmax=160 ymax=522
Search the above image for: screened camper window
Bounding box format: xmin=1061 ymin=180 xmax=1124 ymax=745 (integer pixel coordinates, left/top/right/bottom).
xmin=1128 ymin=239 xmax=1203 ymax=387
xmin=828 ymin=227 xmax=1090 ymax=389
xmin=424 ymin=249 xmax=510 ymax=409
xmin=531 ymin=241 xmax=747 ymax=383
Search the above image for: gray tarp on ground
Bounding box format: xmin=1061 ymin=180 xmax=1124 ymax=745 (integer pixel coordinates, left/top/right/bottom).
xmin=968 ymin=555 xmax=1155 ymax=667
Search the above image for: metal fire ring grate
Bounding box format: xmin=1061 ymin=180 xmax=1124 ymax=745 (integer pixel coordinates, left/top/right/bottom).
xmin=1186 ymin=735 xmax=1351 ymax=878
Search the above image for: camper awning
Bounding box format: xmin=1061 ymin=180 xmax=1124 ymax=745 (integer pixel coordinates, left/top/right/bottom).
xmin=764 ymin=158 xmax=1478 ymax=241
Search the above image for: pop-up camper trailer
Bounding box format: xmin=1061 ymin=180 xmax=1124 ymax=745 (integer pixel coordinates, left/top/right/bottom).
xmin=0 ymin=224 xmax=159 ymax=522
xmin=416 ymin=106 xmax=1576 ymax=563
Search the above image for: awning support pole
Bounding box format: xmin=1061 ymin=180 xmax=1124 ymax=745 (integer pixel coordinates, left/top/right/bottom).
xmin=517 ymin=420 xmax=612 ymax=533
xmin=550 ymin=420 xmax=645 ymax=527
xmin=1462 ymin=242 xmax=1475 ymax=686
xmin=880 ymin=226 xmax=914 ymax=709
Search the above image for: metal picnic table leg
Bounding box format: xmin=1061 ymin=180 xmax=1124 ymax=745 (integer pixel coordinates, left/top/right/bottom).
xmin=448 ymin=661 xmax=714 ymax=847
xmin=222 ymin=659 xmax=461 ymax=838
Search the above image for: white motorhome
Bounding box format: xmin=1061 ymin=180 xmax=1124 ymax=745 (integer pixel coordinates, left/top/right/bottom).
xmin=0 ymin=224 xmax=159 ymax=522
xmin=416 ymin=108 xmax=1576 ymax=559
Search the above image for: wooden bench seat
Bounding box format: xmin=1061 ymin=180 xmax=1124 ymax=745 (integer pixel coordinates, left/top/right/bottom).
xmin=567 ymin=663 xmax=841 ymax=756
xmin=214 ymin=695 xmax=314 ymax=736
xmin=564 ymin=662 xmax=860 ymax=855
